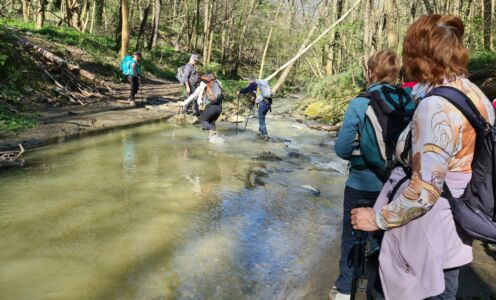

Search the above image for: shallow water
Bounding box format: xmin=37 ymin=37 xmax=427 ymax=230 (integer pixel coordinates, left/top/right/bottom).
xmin=0 ymin=97 xmax=347 ymax=299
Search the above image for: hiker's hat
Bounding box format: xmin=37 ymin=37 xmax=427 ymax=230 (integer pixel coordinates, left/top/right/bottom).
xmin=191 ymin=54 xmax=200 ymax=61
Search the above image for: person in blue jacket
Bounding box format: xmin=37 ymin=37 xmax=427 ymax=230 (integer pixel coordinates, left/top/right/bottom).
xmin=329 ymin=49 xmax=402 ymax=300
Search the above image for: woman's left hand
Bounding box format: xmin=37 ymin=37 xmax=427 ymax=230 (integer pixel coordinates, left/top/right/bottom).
xmin=351 ymin=207 xmax=379 ymax=232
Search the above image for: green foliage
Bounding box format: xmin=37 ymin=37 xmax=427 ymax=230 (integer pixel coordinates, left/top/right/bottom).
xmin=0 ymin=109 xmax=38 ymax=137
xmin=300 ymin=68 xmax=364 ymax=124
xmin=469 ymin=51 xmax=496 ymax=72
xmin=202 ymin=62 xmax=223 ymax=75
xmin=220 ymin=79 xmax=249 ymax=102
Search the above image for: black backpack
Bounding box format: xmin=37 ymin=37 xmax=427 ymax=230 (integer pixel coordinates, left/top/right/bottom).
xmin=426 ymin=86 xmax=496 ymax=243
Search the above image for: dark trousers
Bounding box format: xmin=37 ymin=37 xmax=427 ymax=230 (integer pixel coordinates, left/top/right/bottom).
xmin=426 ymin=268 xmax=459 ymax=300
xmin=128 ymin=76 xmax=140 ymax=100
xmin=200 ymin=104 xmax=222 ymax=131
xmin=335 ymin=186 xmax=380 ymax=294
xmin=258 ymin=101 xmax=270 ymax=136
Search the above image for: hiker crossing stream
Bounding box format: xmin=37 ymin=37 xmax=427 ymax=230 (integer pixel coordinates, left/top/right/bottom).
xmin=0 ymin=95 xmax=348 ymax=299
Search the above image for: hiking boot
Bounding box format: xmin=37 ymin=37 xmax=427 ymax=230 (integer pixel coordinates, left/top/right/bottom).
xmin=263 ymin=135 xmax=270 ymax=141
xmin=328 ymin=287 xmax=350 ymax=300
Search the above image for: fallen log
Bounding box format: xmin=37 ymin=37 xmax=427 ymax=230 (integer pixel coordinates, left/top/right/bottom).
xmin=15 ymin=33 xmax=111 ymax=90
xmin=0 ymin=144 xmax=25 ymax=168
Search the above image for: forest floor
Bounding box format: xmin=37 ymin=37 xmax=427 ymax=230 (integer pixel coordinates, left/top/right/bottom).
xmin=0 ymin=76 xmax=184 ymax=150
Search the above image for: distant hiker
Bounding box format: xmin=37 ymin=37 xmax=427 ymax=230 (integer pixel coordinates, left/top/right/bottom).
xmin=330 ymin=49 xmax=414 ymax=300
xmin=199 ymin=74 xmax=224 ymax=142
xmin=236 ymin=77 xmax=273 ymax=140
xmin=120 ymin=51 xmax=142 ymax=103
xmin=351 ymin=15 xmax=495 ymax=300
xmin=179 ymin=54 xmax=201 ymax=116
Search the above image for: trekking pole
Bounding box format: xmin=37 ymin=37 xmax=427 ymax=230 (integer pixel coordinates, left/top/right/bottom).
xmin=140 ymin=76 xmax=145 ymax=103
xmin=350 ymin=230 xmax=363 ymax=300
xmin=235 ymin=95 xmax=240 ymax=134
xmin=243 ymin=102 xmax=255 ymax=131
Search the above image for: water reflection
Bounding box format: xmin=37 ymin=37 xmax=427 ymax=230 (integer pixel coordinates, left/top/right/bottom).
xmin=0 ymin=107 xmax=347 ymax=299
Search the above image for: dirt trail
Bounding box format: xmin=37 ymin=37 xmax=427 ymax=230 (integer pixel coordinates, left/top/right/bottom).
xmin=0 ymin=77 xmax=184 ymax=150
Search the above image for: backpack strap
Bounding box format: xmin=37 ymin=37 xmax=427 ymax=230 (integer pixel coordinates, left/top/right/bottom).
xmin=427 ymin=86 xmax=490 ymax=134
xmin=426 ymin=86 xmax=491 ymax=199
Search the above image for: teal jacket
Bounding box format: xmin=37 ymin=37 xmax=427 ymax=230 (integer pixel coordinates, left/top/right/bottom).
xmin=334 ymin=83 xmax=394 ymax=192
xmin=130 ymin=60 xmax=141 ymax=77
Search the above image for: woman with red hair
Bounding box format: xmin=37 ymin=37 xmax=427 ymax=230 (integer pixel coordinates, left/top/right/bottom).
xmin=351 ymin=15 xmax=494 ymax=299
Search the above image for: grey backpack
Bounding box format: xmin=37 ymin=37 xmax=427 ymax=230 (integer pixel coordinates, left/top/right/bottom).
xmin=176 ymin=65 xmax=186 ymax=84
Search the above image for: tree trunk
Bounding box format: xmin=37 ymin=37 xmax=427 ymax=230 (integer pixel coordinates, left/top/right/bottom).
xmin=81 ymin=0 xmax=91 ymax=32
xmin=267 ymin=0 xmax=362 ymax=90
xmin=22 ymin=0 xmax=31 ymax=22
xmin=272 ymin=24 xmax=318 ymax=93
xmin=202 ymin=0 xmax=210 ymax=63
xmin=207 ymin=25 xmax=214 ymax=63
xmin=90 ymin=0 xmax=96 ymax=33
xmin=325 ymin=0 xmax=344 ymax=76
xmin=115 ymin=0 xmax=122 ymax=51
xmin=422 ymin=0 xmax=435 ymax=14
xmin=148 ymin=0 xmax=161 ymax=50
xmin=363 ymin=0 xmax=373 ymax=68
xmin=136 ymin=4 xmax=151 ymax=51
xmin=258 ymin=0 xmax=283 ymax=79
xmin=194 ymin=0 xmax=200 ymax=50
xmin=385 ymin=0 xmax=396 ymax=48
xmin=491 ymin=0 xmax=495 ymax=50
xmin=95 ymin=0 xmax=104 ymax=28
xmin=120 ymin=0 xmax=130 ymax=59
xmin=35 ymin=0 xmax=46 ymax=29
xmin=174 ymin=21 xmax=186 ymax=51
xmin=232 ymin=0 xmax=257 ymax=76
xmin=483 ymin=0 xmax=492 ymax=50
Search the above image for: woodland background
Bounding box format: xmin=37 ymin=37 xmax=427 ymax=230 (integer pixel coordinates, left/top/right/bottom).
xmin=0 ymin=0 xmax=495 ymax=132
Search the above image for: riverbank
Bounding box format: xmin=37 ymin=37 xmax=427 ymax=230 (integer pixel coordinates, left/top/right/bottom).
xmin=0 ymin=78 xmax=183 ymax=151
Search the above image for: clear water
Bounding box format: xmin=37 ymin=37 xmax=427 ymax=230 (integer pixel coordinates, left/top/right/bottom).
xmin=0 ymin=98 xmax=347 ymax=299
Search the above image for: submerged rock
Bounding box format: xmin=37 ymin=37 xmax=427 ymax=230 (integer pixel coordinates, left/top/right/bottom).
xmin=299 ymin=185 xmax=321 ymax=196
xmin=288 ymin=151 xmax=311 ymax=164
xmin=246 ymin=165 xmax=269 ymax=188
xmin=269 ymin=137 xmax=292 ymax=143
xmin=253 ymin=151 xmax=282 ymax=162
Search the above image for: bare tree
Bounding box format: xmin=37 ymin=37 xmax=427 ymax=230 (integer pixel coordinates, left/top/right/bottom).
xmin=148 ymin=0 xmax=161 ymax=50
xmin=120 ymin=0 xmax=130 ymax=59
xmin=136 ymin=2 xmax=152 ymax=50
xmin=35 ymin=0 xmax=47 ymax=29
xmin=483 ymin=0 xmax=492 ymax=50
xmin=22 ymin=0 xmax=31 ymax=22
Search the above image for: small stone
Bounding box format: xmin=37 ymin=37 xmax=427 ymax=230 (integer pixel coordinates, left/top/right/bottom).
xmin=299 ymin=185 xmax=320 ymax=196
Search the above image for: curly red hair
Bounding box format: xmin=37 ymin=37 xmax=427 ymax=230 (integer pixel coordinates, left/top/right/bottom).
xmin=402 ymin=15 xmax=469 ymax=85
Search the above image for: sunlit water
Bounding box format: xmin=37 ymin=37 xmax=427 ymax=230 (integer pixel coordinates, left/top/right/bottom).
xmin=0 ymin=97 xmax=347 ymax=299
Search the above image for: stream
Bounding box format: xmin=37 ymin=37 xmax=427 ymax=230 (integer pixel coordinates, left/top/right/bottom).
xmin=0 ymin=95 xmax=348 ymax=300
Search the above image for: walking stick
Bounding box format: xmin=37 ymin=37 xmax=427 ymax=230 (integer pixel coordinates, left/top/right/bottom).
xmin=350 ymin=230 xmax=363 ymax=300
xmin=350 ymin=199 xmax=371 ymax=300
xmin=243 ymin=102 xmax=254 ymax=131
xmin=236 ymin=95 xmax=240 ymax=134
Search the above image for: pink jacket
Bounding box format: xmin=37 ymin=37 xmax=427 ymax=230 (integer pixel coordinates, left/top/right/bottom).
xmin=374 ymin=78 xmax=494 ymax=299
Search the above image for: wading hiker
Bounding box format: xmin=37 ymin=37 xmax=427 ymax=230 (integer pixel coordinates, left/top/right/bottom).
xmin=120 ymin=51 xmax=142 ymax=104
xmin=329 ymin=49 xmax=415 ymax=300
xmin=351 ymin=15 xmax=495 ymax=300
xmin=181 ymin=80 xmax=208 ymax=115
xmin=236 ymin=77 xmax=273 ymax=140
xmin=199 ymin=74 xmax=224 ymax=143
xmin=178 ymin=54 xmax=201 ymax=116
